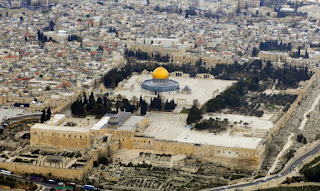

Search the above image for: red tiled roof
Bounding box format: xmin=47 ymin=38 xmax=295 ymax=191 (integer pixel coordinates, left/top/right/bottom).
xmin=62 ymin=83 xmax=70 ymax=87
xmin=5 ymin=55 xmax=18 ymax=58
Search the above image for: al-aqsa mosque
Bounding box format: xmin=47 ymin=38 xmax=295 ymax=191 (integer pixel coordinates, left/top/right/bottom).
xmin=141 ymin=67 xmax=180 ymax=93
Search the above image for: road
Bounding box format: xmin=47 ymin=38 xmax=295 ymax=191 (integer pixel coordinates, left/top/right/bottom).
xmin=1 ymin=174 xmax=68 ymax=190
xmin=209 ymin=143 xmax=320 ymax=191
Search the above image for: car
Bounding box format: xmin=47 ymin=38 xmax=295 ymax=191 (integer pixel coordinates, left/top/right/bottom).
xmin=278 ymin=173 xmax=281 ymax=177
xmin=253 ymin=180 xmax=257 ymax=183
xmin=58 ymin=182 xmax=64 ymax=186
xmin=47 ymin=179 xmax=57 ymax=184
xmin=66 ymin=182 xmax=76 ymax=187
xmin=263 ymin=177 xmax=267 ymax=182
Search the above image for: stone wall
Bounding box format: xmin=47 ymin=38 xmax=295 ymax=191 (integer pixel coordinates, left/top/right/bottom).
xmin=30 ymin=127 xmax=91 ymax=149
xmin=267 ymin=70 xmax=320 ymax=140
xmin=109 ymin=135 xmax=266 ymax=172
xmin=0 ymin=157 xmax=94 ymax=181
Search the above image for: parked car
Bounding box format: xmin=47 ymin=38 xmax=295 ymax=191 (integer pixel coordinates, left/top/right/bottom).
xmin=58 ymin=182 xmax=64 ymax=186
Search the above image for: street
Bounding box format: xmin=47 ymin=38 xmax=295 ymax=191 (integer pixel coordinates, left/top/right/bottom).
xmin=209 ymin=142 xmax=320 ymax=191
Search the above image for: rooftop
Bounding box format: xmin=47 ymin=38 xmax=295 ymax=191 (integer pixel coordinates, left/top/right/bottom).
xmin=31 ymin=123 xmax=89 ymax=133
xmin=118 ymin=115 xmax=145 ymax=131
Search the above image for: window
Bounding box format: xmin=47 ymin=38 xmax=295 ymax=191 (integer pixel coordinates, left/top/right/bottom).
xmin=35 ymin=132 xmax=37 ymax=135
xmin=80 ymin=136 xmax=82 ymax=139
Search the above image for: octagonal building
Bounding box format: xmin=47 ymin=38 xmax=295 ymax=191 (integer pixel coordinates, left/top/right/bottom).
xmin=141 ymin=67 xmax=180 ymax=93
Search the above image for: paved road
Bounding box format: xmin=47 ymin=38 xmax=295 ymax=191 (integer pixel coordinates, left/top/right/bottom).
xmin=209 ymin=143 xmax=320 ymax=191
xmin=1 ymin=174 xmax=66 ymax=189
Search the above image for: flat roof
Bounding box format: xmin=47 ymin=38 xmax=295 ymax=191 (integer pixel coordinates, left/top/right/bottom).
xmin=143 ymin=113 xmax=264 ymax=149
xmin=90 ymin=116 xmax=110 ymax=131
xmin=118 ymin=115 xmax=145 ymax=131
xmin=32 ymin=123 xmax=89 ymax=133
xmin=46 ymin=114 xmax=65 ymax=126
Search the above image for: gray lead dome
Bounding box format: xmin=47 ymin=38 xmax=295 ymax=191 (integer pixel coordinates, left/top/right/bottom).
xmin=108 ymin=116 xmax=119 ymax=125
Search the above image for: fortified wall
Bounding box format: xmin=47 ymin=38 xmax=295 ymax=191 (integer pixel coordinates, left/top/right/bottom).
xmin=267 ymin=70 xmax=320 ymax=140
xmin=106 ymin=134 xmax=266 ymax=172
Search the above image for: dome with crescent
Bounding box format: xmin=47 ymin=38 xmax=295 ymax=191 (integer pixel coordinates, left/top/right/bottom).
xmin=152 ymin=67 xmax=169 ymax=79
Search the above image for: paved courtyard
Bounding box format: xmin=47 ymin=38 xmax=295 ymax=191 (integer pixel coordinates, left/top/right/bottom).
xmin=113 ymin=74 xmax=236 ymax=106
xmin=143 ymin=112 xmax=265 ymax=149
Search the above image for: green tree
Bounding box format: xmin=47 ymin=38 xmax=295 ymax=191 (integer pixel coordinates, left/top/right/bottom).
xmin=304 ymin=49 xmax=309 ymax=58
xmin=140 ymin=100 xmax=147 ymax=116
xmin=83 ymin=93 xmax=88 ymax=105
xmin=187 ymin=104 xmax=202 ymax=124
xmin=46 ymin=107 xmax=51 ymax=120
xmin=41 ymin=109 xmax=46 ymax=123
xmin=252 ymin=47 xmax=259 ymax=57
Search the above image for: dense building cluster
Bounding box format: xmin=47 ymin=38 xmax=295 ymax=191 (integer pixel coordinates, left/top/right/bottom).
xmin=0 ymin=0 xmax=320 ymax=189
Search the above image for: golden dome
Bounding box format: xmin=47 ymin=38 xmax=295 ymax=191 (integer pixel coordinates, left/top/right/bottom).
xmin=152 ymin=67 xmax=169 ymax=79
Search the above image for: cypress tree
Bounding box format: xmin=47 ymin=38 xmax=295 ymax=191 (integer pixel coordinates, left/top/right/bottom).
xmin=140 ymin=101 xmax=147 ymax=116
xmin=41 ymin=109 xmax=46 ymax=123
xmin=83 ymin=93 xmax=88 ymax=105
xmin=46 ymin=107 xmax=51 ymax=120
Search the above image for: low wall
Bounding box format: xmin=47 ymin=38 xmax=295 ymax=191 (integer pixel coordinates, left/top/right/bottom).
xmin=0 ymin=153 xmax=96 ymax=181
xmin=0 ymin=161 xmax=85 ymax=181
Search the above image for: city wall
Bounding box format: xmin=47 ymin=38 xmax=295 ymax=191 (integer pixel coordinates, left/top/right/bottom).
xmin=109 ymin=135 xmax=266 ymax=172
xmin=267 ymin=70 xmax=320 ymax=140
